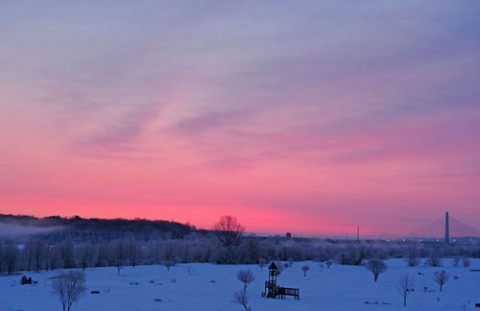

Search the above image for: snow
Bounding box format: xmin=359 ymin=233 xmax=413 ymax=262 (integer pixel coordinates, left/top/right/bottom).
xmin=1 ymin=259 xmax=479 ymax=311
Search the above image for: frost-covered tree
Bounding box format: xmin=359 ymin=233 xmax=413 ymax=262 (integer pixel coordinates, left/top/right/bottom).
xmin=302 ymin=265 xmax=310 ymax=277
xmin=325 ymin=260 xmax=333 ymax=269
xmin=46 ymin=245 xmax=62 ymax=271
xmin=112 ymin=239 xmax=127 ymax=276
xmin=163 ymin=260 xmax=175 ymax=272
xmin=76 ymin=243 xmax=97 ymax=270
xmin=125 ymin=237 xmax=142 ymax=267
xmin=2 ymin=240 xmax=18 ymax=275
xmin=160 ymin=241 xmax=178 ymax=271
xmin=237 ymin=238 xmax=261 ymax=264
xmin=95 ymin=242 xmax=110 ymax=267
xmin=258 ymin=257 xmax=267 ymax=270
xmin=287 ymin=257 xmax=294 ymax=267
xmin=406 ymin=247 xmax=420 ymax=267
xmin=425 ymin=249 xmax=442 ymax=267
xmin=337 ymin=245 xmax=364 ymax=266
xmin=23 ymin=237 xmax=47 ymax=272
xmin=59 ymin=239 xmax=76 ymax=269
xmin=452 ymin=257 xmax=460 ymax=267
xmin=433 ymin=270 xmax=449 ymax=292
xmin=366 ymin=258 xmax=387 ymax=282
xmin=397 ymin=273 xmax=414 ymax=307
xmin=52 ymin=270 xmax=86 ymax=311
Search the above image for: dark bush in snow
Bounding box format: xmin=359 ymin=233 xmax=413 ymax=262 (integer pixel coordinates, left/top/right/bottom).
xmin=366 ymin=259 xmax=387 ymax=282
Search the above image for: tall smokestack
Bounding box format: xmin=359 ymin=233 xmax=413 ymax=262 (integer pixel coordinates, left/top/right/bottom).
xmin=445 ymin=212 xmax=450 ymax=244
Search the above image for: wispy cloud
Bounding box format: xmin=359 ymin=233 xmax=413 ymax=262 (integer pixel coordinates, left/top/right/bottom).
xmin=1 ymin=1 xmax=479 ymax=235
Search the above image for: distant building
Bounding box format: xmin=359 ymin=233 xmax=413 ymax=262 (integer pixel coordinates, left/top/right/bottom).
xmin=286 ymin=232 xmax=292 ymax=239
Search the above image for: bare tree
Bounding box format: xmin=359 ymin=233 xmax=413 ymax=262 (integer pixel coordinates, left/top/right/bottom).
xmin=452 ymin=257 xmax=460 ymax=267
xmin=366 ymin=258 xmax=387 ymax=282
xmin=258 ymin=257 xmax=267 ymax=270
xmin=163 ymin=260 xmax=176 ymax=272
xmin=325 ymin=260 xmax=333 ymax=269
xmin=237 ymin=269 xmax=255 ymax=292
xmin=125 ymin=238 xmax=141 ymax=268
xmin=336 ymin=245 xmax=364 ymax=266
xmin=76 ymin=243 xmax=96 ymax=270
xmin=52 ymin=270 xmax=86 ymax=311
xmin=287 ymin=257 xmax=294 ymax=267
xmin=302 ymin=265 xmax=310 ymax=277
xmin=46 ymin=245 xmax=62 ymax=271
xmin=397 ymin=273 xmax=414 ymax=307
xmin=433 ymin=270 xmax=449 ymax=292
xmin=3 ymin=241 xmax=18 ymax=275
xmin=406 ymin=247 xmax=420 ymax=267
xmin=425 ymin=249 xmax=442 ymax=267
xmin=112 ymin=239 xmax=128 ymax=276
xmin=59 ymin=239 xmax=76 ymax=269
xmin=213 ymin=216 xmax=245 ymax=249
xmin=242 ymin=238 xmax=261 ymax=263
xmin=95 ymin=242 xmax=110 ymax=267
xmin=213 ymin=216 xmax=245 ymax=263
xmin=234 ymin=290 xmax=252 ymax=311
xmin=24 ymin=237 xmax=47 ymax=272
xmin=160 ymin=241 xmax=178 ymax=271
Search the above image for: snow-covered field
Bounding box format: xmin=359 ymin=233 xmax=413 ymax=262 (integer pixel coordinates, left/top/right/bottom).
xmin=2 ymin=259 xmax=479 ymax=311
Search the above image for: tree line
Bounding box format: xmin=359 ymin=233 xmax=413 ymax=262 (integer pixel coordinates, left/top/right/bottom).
xmin=1 ymin=235 xmax=479 ymax=276
xmin=1 ymin=215 xmax=479 ymax=275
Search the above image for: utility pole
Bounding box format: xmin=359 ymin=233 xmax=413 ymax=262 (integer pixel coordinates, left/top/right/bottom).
xmin=445 ymin=212 xmax=450 ymax=244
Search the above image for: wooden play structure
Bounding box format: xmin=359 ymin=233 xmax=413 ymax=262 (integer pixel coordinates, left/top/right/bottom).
xmin=262 ymin=262 xmax=300 ymax=300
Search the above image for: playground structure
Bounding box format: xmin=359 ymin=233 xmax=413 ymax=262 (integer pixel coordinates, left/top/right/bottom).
xmin=262 ymin=262 xmax=299 ymax=300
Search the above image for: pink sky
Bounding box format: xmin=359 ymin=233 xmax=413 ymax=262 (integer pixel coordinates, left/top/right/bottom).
xmin=1 ymin=1 xmax=479 ymax=237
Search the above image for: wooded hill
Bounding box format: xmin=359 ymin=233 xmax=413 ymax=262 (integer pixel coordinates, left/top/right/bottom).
xmin=0 ymin=214 xmax=193 ymax=241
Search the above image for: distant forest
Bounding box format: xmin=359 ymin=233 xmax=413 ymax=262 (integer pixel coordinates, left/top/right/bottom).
xmin=0 ymin=214 xmax=194 ymax=240
xmin=1 ymin=214 xmax=480 ymax=276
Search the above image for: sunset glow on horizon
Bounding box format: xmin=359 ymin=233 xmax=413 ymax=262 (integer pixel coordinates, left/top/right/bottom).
xmin=1 ymin=1 xmax=479 ymax=237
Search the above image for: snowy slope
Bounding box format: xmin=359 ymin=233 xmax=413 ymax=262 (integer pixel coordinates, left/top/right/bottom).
xmin=1 ymin=258 xmax=479 ymax=311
